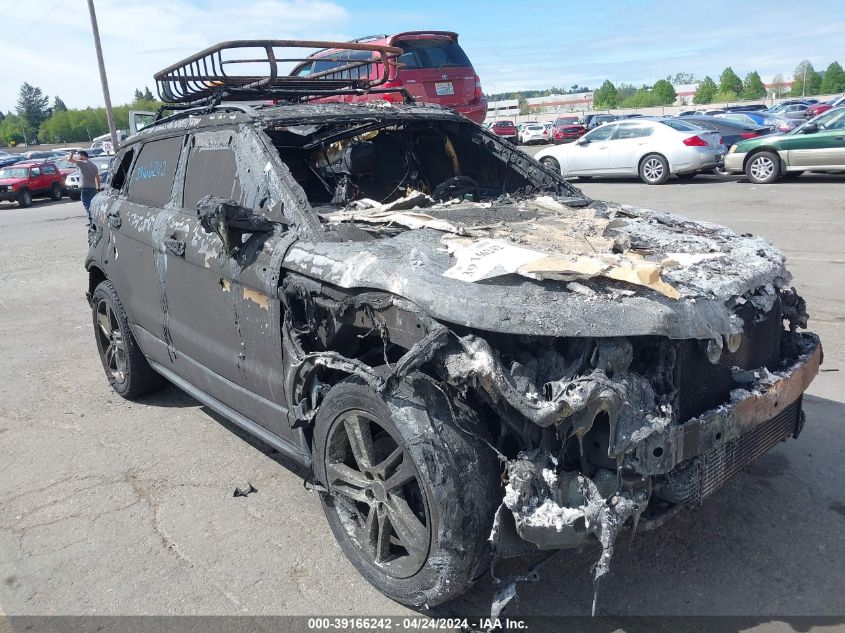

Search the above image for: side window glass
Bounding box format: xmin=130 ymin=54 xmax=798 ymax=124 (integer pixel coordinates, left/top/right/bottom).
xmin=31 ymin=167 xmax=41 ymax=177
xmin=111 ymin=148 xmax=135 ymax=191
xmin=182 ymin=135 xmax=241 ymax=212
xmin=586 ymin=125 xmax=614 ymax=142
xmin=43 ymin=165 xmax=56 ymax=174
xmin=127 ymin=136 xmax=183 ymax=207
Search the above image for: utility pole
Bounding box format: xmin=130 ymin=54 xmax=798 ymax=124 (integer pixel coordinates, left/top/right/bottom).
xmin=802 ymin=64 xmax=807 ymax=98
xmin=86 ymin=0 xmax=119 ymax=152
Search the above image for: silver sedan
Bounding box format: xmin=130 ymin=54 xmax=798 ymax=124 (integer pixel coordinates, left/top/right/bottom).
xmin=534 ymin=118 xmax=725 ymax=184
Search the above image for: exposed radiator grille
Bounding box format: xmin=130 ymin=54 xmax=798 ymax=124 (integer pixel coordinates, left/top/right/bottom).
xmin=655 ymin=398 xmax=802 ymax=505
xmin=676 ymin=300 xmax=782 ymax=422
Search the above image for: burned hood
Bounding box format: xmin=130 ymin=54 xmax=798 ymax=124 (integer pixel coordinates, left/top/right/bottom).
xmin=284 ymin=197 xmax=790 ymax=339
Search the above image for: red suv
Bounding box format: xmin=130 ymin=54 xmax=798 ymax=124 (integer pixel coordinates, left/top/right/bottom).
xmin=291 ymin=32 xmax=487 ymax=123
xmin=0 ymin=160 xmax=64 ymax=207
xmin=551 ymin=116 xmax=587 ymax=144
xmin=489 ymin=120 xmax=518 ymax=143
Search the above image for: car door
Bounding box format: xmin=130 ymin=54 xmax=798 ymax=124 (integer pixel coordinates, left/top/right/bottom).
xmin=103 ymin=136 xmax=184 ymax=363
xmin=28 ymin=166 xmax=46 ymax=194
xmin=608 ymin=122 xmax=655 ymax=174
xmin=785 ymin=115 xmax=845 ymax=168
xmin=567 ymin=124 xmax=616 ymax=174
xmin=162 ymin=126 xmax=297 ymax=444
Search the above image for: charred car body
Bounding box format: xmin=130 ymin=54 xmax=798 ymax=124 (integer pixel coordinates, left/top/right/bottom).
xmin=85 ymin=42 xmax=821 ymax=610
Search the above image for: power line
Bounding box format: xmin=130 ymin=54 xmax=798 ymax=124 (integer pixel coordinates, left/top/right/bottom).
xmin=6 ymin=0 xmax=68 ymax=46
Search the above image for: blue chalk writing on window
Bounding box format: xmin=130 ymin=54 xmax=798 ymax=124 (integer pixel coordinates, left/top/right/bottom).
xmin=135 ymin=160 xmax=167 ymax=180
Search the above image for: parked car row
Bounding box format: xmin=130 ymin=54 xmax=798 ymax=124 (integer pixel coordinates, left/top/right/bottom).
xmin=532 ymin=107 xmax=845 ymax=185
xmin=0 ymin=155 xmax=114 ymax=207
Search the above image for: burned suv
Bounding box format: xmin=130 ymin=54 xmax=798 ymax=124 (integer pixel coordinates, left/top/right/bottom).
xmin=85 ymin=42 xmax=820 ymax=610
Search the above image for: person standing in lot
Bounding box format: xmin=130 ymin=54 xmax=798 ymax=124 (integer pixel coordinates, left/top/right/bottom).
xmin=68 ymin=150 xmax=100 ymax=223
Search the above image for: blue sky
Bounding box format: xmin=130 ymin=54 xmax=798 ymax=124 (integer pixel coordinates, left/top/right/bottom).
xmin=0 ymin=0 xmax=842 ymax=111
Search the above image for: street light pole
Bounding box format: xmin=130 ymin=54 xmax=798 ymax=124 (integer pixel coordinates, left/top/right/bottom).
xmin=86 ymin=0 xmax=119 ymax=152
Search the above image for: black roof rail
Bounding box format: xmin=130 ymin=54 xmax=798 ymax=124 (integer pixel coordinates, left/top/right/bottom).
xmin=154 ymin=40 xmax=404 ymax=107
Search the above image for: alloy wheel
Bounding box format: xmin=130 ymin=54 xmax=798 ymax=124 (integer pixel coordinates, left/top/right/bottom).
xmin=95 ymin=299 xmax=127 ymax=385
xmin=749 ymin=155 xmax=775 ymax=181
xmin=324 ymin=410 xmax=430 ymax=579
xmin=643 ymin=158 xmax=665 ymax=182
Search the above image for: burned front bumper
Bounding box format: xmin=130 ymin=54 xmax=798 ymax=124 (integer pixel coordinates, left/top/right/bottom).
xmin=495 ymin=332 xmax=821 ymax=554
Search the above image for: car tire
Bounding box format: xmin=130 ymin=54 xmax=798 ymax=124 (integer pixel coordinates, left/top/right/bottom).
xmin=676 ymin=172 xmax=697 ymax=180
xmin=540 ymin=156 xmax=561 ymax=174
xmin=745 ymin=151 xmax=781 ymax=184
xmin=18 ymin=189 xmax=32 ymax=208
xmin=50 ymin=182 xmax=62 ymax=200
xmin=313 ymin=372 xmax=501 ymax=608
xmin=91 ymin=280 xmax=167 ymax=399
xmin=639 ymin=154 xmax=670 ymax=185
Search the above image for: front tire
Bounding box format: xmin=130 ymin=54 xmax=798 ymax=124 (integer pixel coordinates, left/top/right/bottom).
xmin=314 ymin=373 xmax=500 ymax=607
xmin=639 ymin=154 xmax=670 ymax=185
xmin=540 ymin=156 xmax=561 ymax=174
xmin=18 ymin=189 xmax=32 ymax=208
xmin=745 ymin=151 xmax=781 ymax=184
xmin=50 ymin=182 xmax=62 ymax=200
xmin=91 ymin=280 xmax=166 ymax=399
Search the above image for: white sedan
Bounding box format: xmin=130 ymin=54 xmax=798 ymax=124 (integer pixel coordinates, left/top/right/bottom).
xmin=534 ymin=118 xmax=725 ymax=184
xmin=519 ymin=123 xmax=549 ymax=145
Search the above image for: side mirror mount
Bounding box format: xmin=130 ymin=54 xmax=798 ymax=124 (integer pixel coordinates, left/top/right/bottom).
xmin=577 ymin=137 xmax=589 ymax=145
xmin=197 ymin=195 xmax=275 ymax=255
xmin=801 ymin=123 xmax=819 ymax=134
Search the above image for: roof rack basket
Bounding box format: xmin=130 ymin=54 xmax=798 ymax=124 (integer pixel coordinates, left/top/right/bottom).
xmin=154 ymin=40 xmax=404 ymax=107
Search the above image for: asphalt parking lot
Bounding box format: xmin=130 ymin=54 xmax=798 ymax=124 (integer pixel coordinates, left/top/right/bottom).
xmin=1 ymin=172 xmax=843 ymax=626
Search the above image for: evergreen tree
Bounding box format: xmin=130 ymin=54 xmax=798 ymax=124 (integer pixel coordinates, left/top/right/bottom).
xmin=719 ymin=67 xmax=743 ymax=95
xmin=143 ymin=86 xmax=154 ymax=101
xmin=693 ymin=77 xmax=717 ymax=104
xmin=740 ymin=71 xmax=766 ymax=100
xmin=820 ymin=61 xmax=845 ymax=94
xmin=53 ymin=96 xmax=68 ymax=112
xmin=134 ymin=89 xmax=144 ymax=102
xmin=16 ymin=83 xmax=50 ymax=130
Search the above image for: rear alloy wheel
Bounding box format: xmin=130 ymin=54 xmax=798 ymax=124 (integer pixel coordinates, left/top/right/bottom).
xmin=540 ymin=156 xmax=561 ymax=174
xmin=639 ymin=154 xmax=670 ymax=185
xmin=50 ymin=182 xmax=62 ymax=200
xmin=745 ymin=151 xmax=781 ymax=184
xmin=314 ymin=373 xmax=500 ymax=607
xmin=18 ymin=189 xmax=32 ymax=208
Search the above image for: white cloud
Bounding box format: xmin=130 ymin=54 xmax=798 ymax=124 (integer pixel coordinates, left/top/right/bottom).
xmin=0 ymin=0 xmax=351 ymax=111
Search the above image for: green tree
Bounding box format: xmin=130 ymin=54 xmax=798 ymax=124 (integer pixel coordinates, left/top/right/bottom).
xmin=593 ymin=80 xmax=618 ymax=109
xmin=820 ymin=61 xmax=845 ymax=94
xmin=693 ymin=76 xmax=717 ymax=104
xmin=790 ymin=60 xmax=822 ymax=96
xmin=0 ymin=111 xmax=5 ymax=124
xmin=651 ymin=79 xmax=677 ymax=105
xmin=53 ymin=96 xmax=68 ymax=112
xmin=719 ymin=67 xmax=743 ymax=95
xmin=133 ymin=89 xmax=144 ymax=102
xmin=621 ymin=88 xmax=657 ymax=108
xmin=740 ymin=71 xmax=766 ymax=100
xmin=16 ymin=83 xmax=50 ymax=134
xmin=712 ymin=89 xmax=738 ymax=104
xmin=143 ymin=86 xmax=154 ymax=101
xmin=0 ymin=113 xmax=30 ymax=145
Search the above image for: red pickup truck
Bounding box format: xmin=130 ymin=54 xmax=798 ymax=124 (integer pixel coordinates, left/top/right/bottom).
xmin=0 ymin=160 xmax=64 ymax=207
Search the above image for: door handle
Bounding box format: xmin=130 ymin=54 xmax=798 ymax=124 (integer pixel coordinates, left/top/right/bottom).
xmin=835 ymin=136 xmax=845 ymax=141
xmin=164 ymin=237 xmax=186 ymax=257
